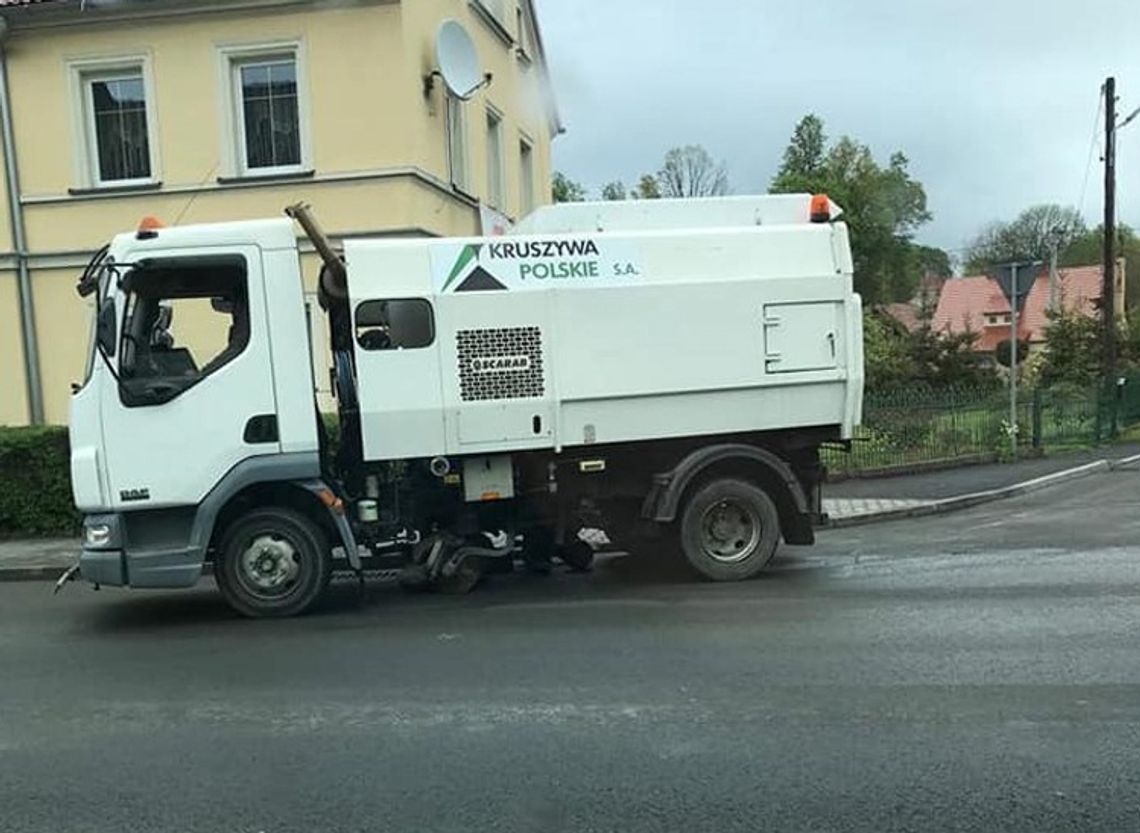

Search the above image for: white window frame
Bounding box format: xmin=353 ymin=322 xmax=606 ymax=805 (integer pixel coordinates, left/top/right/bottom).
xmin=485 ymin=105 xmax=504 ymax=209
xmin=469 ymin=0 xmax=512 ymax=44
xmin=68 ymin=54 xmax=160 ymax=189
xmin=446 ymin=92 xmax=468 ymax=191
xmin=516 ymin=4 xmax=534 ymax=63
xmin=518 ymin=133 xmax=535 ymax=216
xmin=217 ymin=41 xmax=312 ymax=178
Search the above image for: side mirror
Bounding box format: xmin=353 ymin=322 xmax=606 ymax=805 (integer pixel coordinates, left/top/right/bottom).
xmin=96 ymin=300 xmax=117 ymax=358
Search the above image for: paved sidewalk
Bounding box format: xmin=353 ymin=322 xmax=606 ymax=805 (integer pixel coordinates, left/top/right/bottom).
xmin=826 ymin=443 xmax=1140 ymax=502
xmin=0 ymin=537 xmax=78 ymax=579
xmin=822 ymin=497 xmax=935 ymax=520
xmin=823 ymin=444 xmax=1140 ymax=525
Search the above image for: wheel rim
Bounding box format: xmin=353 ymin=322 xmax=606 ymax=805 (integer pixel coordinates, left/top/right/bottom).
xmin=236 ymin=533 xmax=303 ymax=599
xmin=698 ymin=498 xmax=761 ymax=563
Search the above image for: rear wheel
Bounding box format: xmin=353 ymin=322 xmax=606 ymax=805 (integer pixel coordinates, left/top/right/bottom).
xmin=215 ymin=506 xmax=332 ymax=618
xmin=522 ymin=526 xmax=555 ymax=575
xmin=558 ymin=539 xmax=595 ymax=572
xmin=678 ymin=478 xmax=780 ymax=581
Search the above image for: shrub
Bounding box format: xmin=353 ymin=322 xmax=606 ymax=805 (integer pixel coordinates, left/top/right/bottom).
xmin=0 ymin=426 xmax=80 ymax=538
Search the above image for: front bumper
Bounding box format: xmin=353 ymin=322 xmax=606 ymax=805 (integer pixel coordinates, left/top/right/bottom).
xmin=79 ymin=549 xmax=127 ymax=586
xmin=78 ymin=547 xmax=205 ymax=588
xmin=79 ymin=514 xmax=204 ymax=589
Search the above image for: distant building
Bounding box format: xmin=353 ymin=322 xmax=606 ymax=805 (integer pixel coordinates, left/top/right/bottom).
xmin=877 ymin=272 xmax=948 ymax=333
xmin=880 ymin=302 xmax=922 ymax=333
xmin=932 ymin=263 xmax=1125 ymax=356
xmin=915 ymin=273 xmax=947 ymax=311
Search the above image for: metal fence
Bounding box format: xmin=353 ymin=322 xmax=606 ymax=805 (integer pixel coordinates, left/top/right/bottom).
xmin=824 ymin=373 xmax=1140 ymax=475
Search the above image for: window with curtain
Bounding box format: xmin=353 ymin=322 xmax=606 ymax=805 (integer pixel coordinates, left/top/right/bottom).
xmin=234 ymin=57 xmax=301 ymax=172
xmin=85 ymin=72 xmax=152 ymax=184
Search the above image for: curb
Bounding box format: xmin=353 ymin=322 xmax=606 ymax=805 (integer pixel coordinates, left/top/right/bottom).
xmin=825 ymin=459 xmax=1114 ymax=529
xmin=0 ymin=565 xmax=71 ymax=582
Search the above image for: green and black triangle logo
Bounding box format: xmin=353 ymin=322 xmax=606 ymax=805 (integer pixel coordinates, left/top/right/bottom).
xmin=455 ymin=266 xmax=507 ymax=292
xmin=441 ymin=243 xmax=510 ymax=292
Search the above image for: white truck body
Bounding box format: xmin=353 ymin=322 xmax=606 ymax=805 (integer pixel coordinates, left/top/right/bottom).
xmin=351 ymin=196 xmax=863 ymax=461
xmin=67 ymin=193 xmax=864 ymax=616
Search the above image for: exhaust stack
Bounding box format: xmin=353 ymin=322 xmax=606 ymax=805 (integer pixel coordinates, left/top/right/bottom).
xmin=285 ymin=202 xmax=347 ymax=301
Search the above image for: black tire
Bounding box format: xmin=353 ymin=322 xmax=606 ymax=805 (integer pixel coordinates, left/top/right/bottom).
xmin=436 ymin=557 xmax=485 ymax=595
xmin=215 ymin=506 xmax=332 ymax=618
xmin=678 ymin=478 xmax=780 ymax=581
xmin=522 ymin=526 xmax=555 ymax=575
xmin=558 ymin=539 xmax=595 ymax=572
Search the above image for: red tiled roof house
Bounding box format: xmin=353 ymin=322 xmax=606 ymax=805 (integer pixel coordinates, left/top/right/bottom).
xmin=932 ymin=264 xmax=1124 ymax=356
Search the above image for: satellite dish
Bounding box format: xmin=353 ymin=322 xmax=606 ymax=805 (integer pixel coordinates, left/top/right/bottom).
xmin=436 ymin=19 xmax=484 ymax=99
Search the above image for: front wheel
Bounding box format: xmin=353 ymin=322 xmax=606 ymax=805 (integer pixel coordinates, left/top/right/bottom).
xmin=215 ymin=507 xmax=332 ymax=618
xmin=679 ymin=478 xmax=780 ymax=581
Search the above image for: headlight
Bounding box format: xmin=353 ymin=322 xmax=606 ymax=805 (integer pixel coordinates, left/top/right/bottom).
xmin=84 ymin=523 xmax=112 ymax=547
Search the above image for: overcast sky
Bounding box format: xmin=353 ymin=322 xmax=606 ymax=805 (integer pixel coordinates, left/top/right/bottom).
xmin=536 ymin=0 xmax=1140 ymax=259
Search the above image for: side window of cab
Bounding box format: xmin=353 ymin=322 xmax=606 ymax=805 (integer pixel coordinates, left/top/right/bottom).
xmin=117 ymin=254 xmax=250 ymax=406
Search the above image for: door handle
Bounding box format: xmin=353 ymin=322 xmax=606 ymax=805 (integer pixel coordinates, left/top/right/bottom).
xmin=763 ymin=314 xmax=782 ymax=361
xmin=827 ymin=332 xmax=836 ymax=357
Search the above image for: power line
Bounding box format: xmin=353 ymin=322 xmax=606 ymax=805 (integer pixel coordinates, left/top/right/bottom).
xmin=1077 ymin=88 xmax=1105 ymax=216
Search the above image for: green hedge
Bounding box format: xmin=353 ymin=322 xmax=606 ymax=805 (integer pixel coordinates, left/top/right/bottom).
xmin=0 ymin=426 xmax=80 ymax=538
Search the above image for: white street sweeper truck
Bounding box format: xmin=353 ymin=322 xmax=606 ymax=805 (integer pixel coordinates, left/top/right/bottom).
xmin=67 ymin=193 xmax=863 ymax=616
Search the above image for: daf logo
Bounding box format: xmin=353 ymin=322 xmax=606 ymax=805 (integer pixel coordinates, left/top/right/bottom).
xmin=471 ymin=355 xmax=530 ymax=373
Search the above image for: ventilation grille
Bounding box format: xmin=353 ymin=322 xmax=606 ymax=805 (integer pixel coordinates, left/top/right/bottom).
xmin=457 ymin=326 xmax=545 ymax=401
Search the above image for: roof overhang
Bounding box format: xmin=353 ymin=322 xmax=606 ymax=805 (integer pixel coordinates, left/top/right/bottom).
xmin=0 ymin=0 xmax=394 ymax=30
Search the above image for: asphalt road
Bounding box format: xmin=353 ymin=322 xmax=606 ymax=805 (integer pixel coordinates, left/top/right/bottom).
xmin=3 ymin=467 xmax=1140 ymax=832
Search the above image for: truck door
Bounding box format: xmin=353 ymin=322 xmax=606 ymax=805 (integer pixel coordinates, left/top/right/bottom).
xmin=763 ymin=301 xmax=841 ymax=374
xmin=352 ymin=297 xmax=447 ymax=460
xmin=99 ymin=246 xmax=279 ymax=508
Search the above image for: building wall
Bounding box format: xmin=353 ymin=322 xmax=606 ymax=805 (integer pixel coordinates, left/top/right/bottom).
xmin=400 ymin=0 xmax=554 ymax=214
xmin=0 ymin=0 xmax=556 ymax=425
xmin=0 ymin=267 xmax=28 ymax=425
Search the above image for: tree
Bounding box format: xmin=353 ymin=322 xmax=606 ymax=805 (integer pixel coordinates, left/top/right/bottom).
xmin=1061 ymin=223 xmax=1140 ymax=310
xmin=632 ymin=174 xmax=661 ymax=200
xmin=551 ymin=171 xmax=586 ymax=203
xmin=770 ymin=116 xmax=932 ymax=304
xmin=994 ymin=339 xmax=1030 ymax=369
xmin=1035 ymin=306 xmax=1102 ymax=388
xmin=601 ymin=180 xmax=627 ymax=201
xmin=656 ymin=145 xmax=729 ymax=198
xmin=864 ymin=308 xmax=993 ymax=391
xmin=964 ymin=204 xmax=1086 ymax=273
xmin=908 ymin=320 xmax=992 ymax=389
xmin=915 ymin=245 xmax=952 ymax=279
xmin=777 ymin=113 xmax=826 ymax=179
xmin=863 ymin=311 xmax=914 ymax=390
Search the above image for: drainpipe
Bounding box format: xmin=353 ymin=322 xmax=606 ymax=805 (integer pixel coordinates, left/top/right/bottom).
xmin=0 ymin=17 xmax=42 ymax=424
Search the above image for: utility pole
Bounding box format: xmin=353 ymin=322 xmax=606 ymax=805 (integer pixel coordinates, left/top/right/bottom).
xmin=1048 ymin=233 xmax=1059 ymax=313
xmin=1103 ymin=76 xmax=1117 ymax=379
xmin=1010 ymin=262 xmax=1019 ymax=460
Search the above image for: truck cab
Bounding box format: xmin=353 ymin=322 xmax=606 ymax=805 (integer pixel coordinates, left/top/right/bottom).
xmin=70 ymin=218 xmax=324 ymax=596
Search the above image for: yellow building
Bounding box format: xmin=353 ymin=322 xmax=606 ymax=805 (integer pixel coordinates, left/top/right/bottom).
xmin=0 ymin=0 xmax=560 ymax=426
